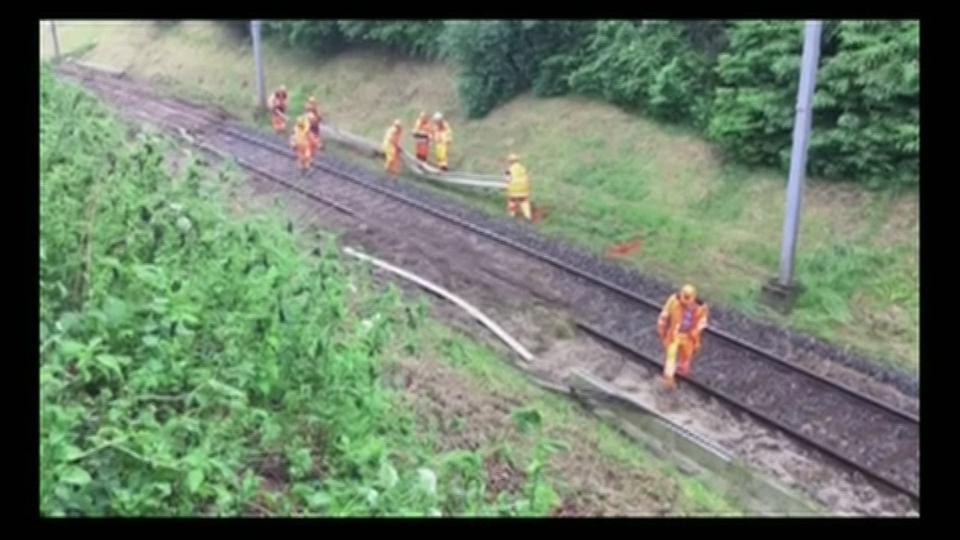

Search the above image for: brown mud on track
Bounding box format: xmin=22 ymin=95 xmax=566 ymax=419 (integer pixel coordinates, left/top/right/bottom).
xmin=55 ymin=64 xmax=918 ymax=516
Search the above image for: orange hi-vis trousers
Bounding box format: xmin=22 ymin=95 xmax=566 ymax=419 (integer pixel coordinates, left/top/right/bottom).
xmin=507 ymin=197 xmax=532 ymax=220
xmin=663 ymin=333 xmax=698 ymax=380
xmin=295 ymin=144 xmax=313 ymax=170
xmin=272 ymin=111 xmax=286 ymax=133
xmin=308 ymin=130 xmax=323 ymax=153
xmin=435 ymin=143 xmax=449 ymax=170
xmin=384 ymin=144 xmax=401 ymax=175
xmin=414 ymin=134 xmax=430 ymax=161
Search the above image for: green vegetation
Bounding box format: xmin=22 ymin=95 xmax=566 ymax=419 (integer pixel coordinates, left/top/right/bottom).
xmin=40 ymin=66 xmax=738 ymax=516
xmin=39 ymin=21 xmax=917 ymax=372
xmin=263 ymin=20 xmax=918 ymax=188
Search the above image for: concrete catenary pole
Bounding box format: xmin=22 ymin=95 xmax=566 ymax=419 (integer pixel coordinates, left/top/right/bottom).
xmin=251 ymin=20 xmax=266 ymax=110
xmin=777 ymin=21 xmax=823 ymax=287
xmin=50 ymin=20 xmax=61 ymax=60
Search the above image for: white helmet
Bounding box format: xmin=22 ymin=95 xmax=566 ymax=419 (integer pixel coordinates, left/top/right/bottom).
xmin=433 ymin=112 xmax=443 ymax=121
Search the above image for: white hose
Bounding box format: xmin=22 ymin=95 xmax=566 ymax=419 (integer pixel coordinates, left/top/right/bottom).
xmin=319 ymin=124 xmax=507 ymax=190
xmin=342 ymin=246 xmax=534 ymax=363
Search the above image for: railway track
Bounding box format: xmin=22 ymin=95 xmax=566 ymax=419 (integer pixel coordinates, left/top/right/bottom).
xmin=58 ymin=64 xmax=920 ymax=509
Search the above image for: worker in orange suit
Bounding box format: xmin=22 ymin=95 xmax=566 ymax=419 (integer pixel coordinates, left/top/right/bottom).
xmin=412 ymin=112 xmax=433 ymax=162
xmin=289 ymin=115 xmax=314 ymax=172
xmin=504 ymin=154 xmax=532 ymax=221
xmin=432 ymin=112 xmax=453 ymax=171
xmin=305 ymin=96 xmax=324 ymax=153
xmin=657 ymin=284 xmax=709 ymax=389
xmin=267 ymin=85 xmax=288 ymax=134
xmin=383 ymin=119 xmax=403 ymax=175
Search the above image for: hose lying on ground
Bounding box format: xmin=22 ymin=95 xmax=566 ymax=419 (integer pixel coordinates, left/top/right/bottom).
xmin=342 ymin=246 xmax=535 ymax=363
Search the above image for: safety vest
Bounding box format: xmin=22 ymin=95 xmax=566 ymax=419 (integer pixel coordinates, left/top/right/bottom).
xmin=506 ymin=163 xmax=530 ymax=198
xmin=269 ymin=93 xmax=286 ymax=113
xmin=383 ymin=126 xmax=401 ymax=151
xmin=434 ymin=123 xmax=452 ymax=145
xmin=413 ymin=118 xmax=432 ymax=138
xmin=291 ymin=120 xmax=311 ymax=146
xmin=658 ymin=294 xmax=708 ymax=345
xmin=307 ymin=110 xmax=321 ymax=134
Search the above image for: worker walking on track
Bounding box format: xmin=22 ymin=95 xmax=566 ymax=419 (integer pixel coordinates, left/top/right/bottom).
xmin=383 ymin=119 xmax=403 ymax=176
xmin=305 ymin=96 xmax=324 ymax=154
xmin=268 ymin=85 xmax=288 ymax=134
xmin=432 ymin=112 xmax=453 ymax=171
xmin=289 ymin=115 xmax=314 ymax=173
xmin=657 ymin=284 xmax=709 ymax=389
xmin=412 ymin=111 xmax=433 ymax=162
xmin=504 ymin=153 xmax=532 ymax=221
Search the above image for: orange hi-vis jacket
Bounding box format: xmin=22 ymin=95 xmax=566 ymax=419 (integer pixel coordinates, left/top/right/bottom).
xmin=505 ymin=162 xmax=531 ymax=198
xmin=306 ymin=109 xmax=321 ymax=134
xmin=383 ymin=125 xmax=402 ymax=151
xmin=291 ymin=117 xmax=312 ymax=148
xmin=657 ymin=293 xmax=709 ymax=350
xmin=413 ymin=117 xmax=433 ymax=138
xmin=268 ymin=92 xmax=287 ymax=113
xmin=434 ymin=122 xmax=452 ymax=145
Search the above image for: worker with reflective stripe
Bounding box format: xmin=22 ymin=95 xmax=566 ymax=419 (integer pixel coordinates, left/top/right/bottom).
xmin=504 ymin=153 xmax=532 ymax=221
xmin=657 ymin=284 xmax=709 ymax=389
xmin=412 ymin=111 xmax=433 ymax=162
xmin=305 ymin=96 xmax=324 ymax=153
xmin=433 ymin=112 xmax=453 ymax=171
xmin=268 ymin=85 xmax=288 ymax=134
xmin=289 ymin=114 xmax=314 ymax=172
xmin=383 ymin=119 xmax=403 ymax=175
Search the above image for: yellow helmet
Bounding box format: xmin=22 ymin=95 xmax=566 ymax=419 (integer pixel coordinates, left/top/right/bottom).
xmin=679 ymin=284 xmax=697 ymax=303
xmin=307 ymin=96 xmax=317 ymax=104
xmin=507 ymin=153 xmax=520 ymax=163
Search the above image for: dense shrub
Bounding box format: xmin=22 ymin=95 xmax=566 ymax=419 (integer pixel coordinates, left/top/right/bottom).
xmin=253 ymin=20 xmax=919 ymax=187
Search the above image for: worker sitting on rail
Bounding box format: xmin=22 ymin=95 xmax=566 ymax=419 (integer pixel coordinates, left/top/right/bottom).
xmin=432 ymin=112 xmax=453 ymax=171
xmin=305 ymin=96 xmax=324 ymax=154
xmin=289 ymin=115 xmax=314 ymax=172
xmin=504 ymin=153 xmax=532 ymax=221
xmin=383 ymin=119 xmax=403 ymax=176
xmin=657 ymin=284 xmax=709 ymax=389
xmin=412 ymin=111 xmax=433 ymax=162
xmin=268 ymin=85 xmax=288 ymax=134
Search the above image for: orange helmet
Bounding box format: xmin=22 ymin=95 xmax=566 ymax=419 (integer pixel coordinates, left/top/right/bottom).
xmin=679 ymin=284 xmax=697 ymax=304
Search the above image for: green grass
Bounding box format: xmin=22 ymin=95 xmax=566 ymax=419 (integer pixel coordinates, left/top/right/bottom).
xmin=40 ymin=20 xmax=919 ymax=373
xmin=405 ymin=321 xmax=744 ymax=515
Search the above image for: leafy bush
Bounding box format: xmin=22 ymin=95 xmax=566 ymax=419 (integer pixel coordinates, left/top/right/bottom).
xmin=40 ymin=66 xmax=564 ymax=516
xmin=709 ymin=21 xmax=919 ymax=187
xmin=337 ymin=20 xmax=445 ymax=58
xmin=567 ymin=21 xmax=713 ymax=124
xmin=263 ymin=20 xmax=443 ymax=58
xmin=810 ymin=21 xmax=919 ymax=187
xmin=263 ymin=20 xmax=345 ymax=52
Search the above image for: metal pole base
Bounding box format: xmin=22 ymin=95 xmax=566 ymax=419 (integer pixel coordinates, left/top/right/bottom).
xmin=760 ymin=278 xmax=805 ymax=315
